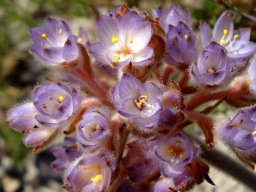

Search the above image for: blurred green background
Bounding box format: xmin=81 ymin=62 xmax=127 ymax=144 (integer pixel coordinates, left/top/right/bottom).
xmin=0 ymin=0 xmax=256 ymax=175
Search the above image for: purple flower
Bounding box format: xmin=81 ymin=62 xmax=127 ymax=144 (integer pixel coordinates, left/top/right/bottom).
xmin=190 ymin=42 xmax=231 ymax=86
xmin=29 ymin=17 xmax=79 ymax=66
xmin=218 ymin=105 xmax=256 ymax=163
xmin=64 ymin=155 xmax=111 ymax=192
xmin=123 ymin=140 xmax=159 ymax=183
xmin=7 ymin=103 xmax=38 ymax=134
xmin=90 ymin=11 xmax=153 ymax=68
xmin=7 ymin=82 xmax=81 ymax=148
xmin=32 ymin=82 xmax=80 ymax=127
xmin=76 ymin=109 xmax=110 ymax=151
xmin=7 ymin=103 xmax=58 ymax=147
xmin=51 ymin=137 xmax=81 ymax=173
xmin=154 ymin=133 xmax=199 ymax=177
xmin=166 ymin=22 xmax=197 ymax=68
xmin=152 ymin=3 xmax=192 ymax=33
xmin=112 ymin=74 xmax=162 ymax=129
xmin=200 ymin=11 xmax=256 ymax=68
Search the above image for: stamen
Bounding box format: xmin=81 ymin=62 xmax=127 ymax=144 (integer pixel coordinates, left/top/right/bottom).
xmin=58 ymin=95 xmax=65 ymax=102
xmin=83 ymin=164 xmax=101 ymax=171
xmin=220 ymin=39 xmax=226 ymax=45
xmin=58 ymin=29 xmax=63 ymax=35
xmin=91 ymin=174 xmax=103 ymax=184
xmin=42 ymin=104 xmax=47 ymax=109
xmin=77 ymin=37 xmax=82 ymax=44
xmin=223 ymin=29 xmax=228 ymax=36
xmin=95 ymin=124 xmax=101 ymax=130
xmin=41 ymin=33 xmax=48 ymax=39
xmin=129 ymin=37 xmax=134 ymax=43
xmin=184 ymin=34 xmax=189 ymax=41
xmin=134 ymin=96 xmax=148 ymax=109
xmin=233 ymin=34 xmax=239 ymax=40
xmin=207 ymin=67 xmax=215 ymax=73
xmin=252 ymin=130 xmax=256 ymax=136
xmin=109 ymin=63 xmax=115 ymax=68
xmin=114 ymin=55 xmax=120 ymax=61
xmin=111 ymin=35 xmax=119 ymax=44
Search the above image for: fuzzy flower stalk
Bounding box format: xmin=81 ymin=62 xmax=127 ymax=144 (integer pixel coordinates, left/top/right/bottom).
xmin=6 ymin=3 xmax=256 ymax=192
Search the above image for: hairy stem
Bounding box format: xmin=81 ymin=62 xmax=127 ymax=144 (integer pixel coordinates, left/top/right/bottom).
xmin=75 ymin=68 xmax=112 ymax=106
xmin=111 ymin=123 xmax=132 ymax=183
xmin=185 ymin=110 xmax=214 ymax=148
xmin=162 ymin=65 xmax=174 ymax=85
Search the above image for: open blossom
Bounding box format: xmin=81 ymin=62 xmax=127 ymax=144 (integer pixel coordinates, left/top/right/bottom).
xmin=218 ymin=105 xmax=256 ymax=163
xmin=154 ymin=133 xmax=200 ymax=190
xmin=190 ymin=42 xmax=230 ymax=86
xmin=200 ymin=11 xmax=256 ymax=68
xmin=155 ymin=133 xmax=199 ymax=177
xmin=33 ymin=82 xmax=80 ymax=127
xmin=112 ymin=74 xmax=162 ymax=129
xmin=64 ymin=155 xmax=111 ymax=192
xmin=76 ymin=109 xmax=110 ymax=151
xmin=166 ymin=22 xmax=197 ymax=68
xmin=7 ymin=82 xmax=80 ymax=147
xmin=29 ymin=17 xmax=81 ymax=66
xmin=90 ymin=10 xmax=153 ymax=69
xmin=152 ymin=3 xmax=191 ymax=33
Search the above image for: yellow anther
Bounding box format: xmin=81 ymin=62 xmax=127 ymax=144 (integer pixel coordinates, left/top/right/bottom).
xmin=252 ymin=130 xmax=256 ymax=136
xmin=84 ymin=165 xmax=101 ymax=171
xmin=179 ymin=153 xmax=184 ymax=158
xmin=114 ymin=55 xmax=120 ymax=61
xmin=168 ymin=147 xmax=174 ymax=154
xmin=95 ymin=124 xmax=101 ymax=130
xmin=77 ymin=37 xmax=82 ymax=44
xmin=233 ymin=34 xmax=239 ymax=40
xmin=91 ymin=174 xmax=103 ymax=184
xmin=223 ymin=29 xmax=228 ymax=36
xmin=184 ymin=34 xmax=189 ymax=41
xmin=220 ymin=39 xmax=226 ymax=45
xmin=129 ymin=37 xmax=134 ymax=43
xmin=134 ymin=96 xmax=148 ymax=109
xmin=111 ymin=35 xmax=119 ymax=43
xmin=41 ymin=33 xmax=48 ymax=39
xmin=58 ymin=95 xmax=65 ymax=102
xmin=109 ymin=63 xmax=115 ymax=68
xmin=207 ymin=67 xmax=215 ymax=73
xmin=58 ymin=29 xmax=63 ymax=35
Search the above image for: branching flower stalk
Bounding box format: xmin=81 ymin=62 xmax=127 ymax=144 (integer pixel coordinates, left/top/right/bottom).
xmin=6 ymin=4 xmax=256 ymax=192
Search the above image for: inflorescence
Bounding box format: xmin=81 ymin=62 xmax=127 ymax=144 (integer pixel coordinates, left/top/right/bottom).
xmin=6 ymin=4 xmax=256 ymax=192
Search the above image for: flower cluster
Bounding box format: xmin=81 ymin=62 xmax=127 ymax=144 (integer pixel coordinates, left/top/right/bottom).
xmin=6 ymin=4 xmax=256 ymax=192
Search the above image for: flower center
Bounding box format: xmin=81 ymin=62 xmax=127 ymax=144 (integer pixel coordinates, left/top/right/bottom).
xmin=167 ymin=142 xmax=184 ymax=159
xmin=134 ymin=95 xmax=148 ymax=109
xmin=91 ymin=174 xmax=103 ymax=184
xmin=111 ymin=34 xmax=134 ymax=62
xmin=207 ymin=67 xmax=215 ymax=73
